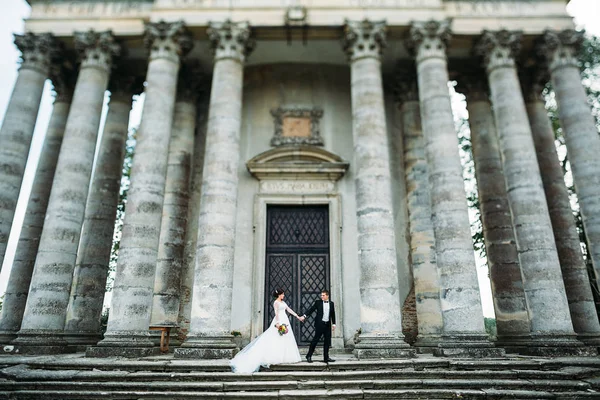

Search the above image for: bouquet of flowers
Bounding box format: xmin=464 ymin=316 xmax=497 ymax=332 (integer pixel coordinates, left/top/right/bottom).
xmin=277 ymin=324 xmax=289 ymax=336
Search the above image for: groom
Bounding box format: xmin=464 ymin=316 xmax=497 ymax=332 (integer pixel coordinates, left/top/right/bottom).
xmin=302 ymin=289 xmax=336 ymax=363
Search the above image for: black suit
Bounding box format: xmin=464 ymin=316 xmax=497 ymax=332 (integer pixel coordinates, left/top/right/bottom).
xmin=304 ymin=299 xmax=336 ymax=361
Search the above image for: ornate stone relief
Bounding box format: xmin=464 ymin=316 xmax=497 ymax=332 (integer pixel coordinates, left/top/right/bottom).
xmin=342 ymin=19 xmax=386 ymax=61
xmin=144 ymin=20 xmax=194 ymax=63
xmin=537 ymin=29 xmax=583 ymax=72
xmin=74 ymin=30 xmax=121 ymax=71
xmin=405 ymin=19 xmax=452 ymax=63
xmin=207 ymin=20 xmax=254 ymax=63
xmin=14 ymin=32 xmax=61 ymax=75
xmin=474 ymin=30 xmax=522 ymax=73
xmin=270 ymin=106 xmax=324 ymax=147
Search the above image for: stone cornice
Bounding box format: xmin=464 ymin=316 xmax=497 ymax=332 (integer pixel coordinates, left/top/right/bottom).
xmin=14 ymin=32 xmax=61 ymax=75
xmin=474 ymin=30 xmax=522 ymax=74
xmin=247 ymin=145 xmax=349 ymax=182
xmin=536 ymin=29 xmax=583 ymax=72
xmin=342 ymin=19 xmax=387 ymax=62
xmin=74 ymin=30 xmax=121 ymax=72
xmin=144 ymin=20 xmax=193 ymax=63
xmin=405 ymin=19 xmax=452 ymax=64
xmin=207 ymin=20 xmax=254 ymax=63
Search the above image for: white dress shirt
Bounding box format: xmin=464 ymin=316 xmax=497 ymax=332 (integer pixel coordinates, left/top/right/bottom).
xmin=322 ymin=301 xmax=330 ymax=322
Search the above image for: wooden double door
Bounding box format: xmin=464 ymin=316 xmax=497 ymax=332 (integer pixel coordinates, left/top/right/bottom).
xmin=264 ymin=205 xmax=330 ymax=345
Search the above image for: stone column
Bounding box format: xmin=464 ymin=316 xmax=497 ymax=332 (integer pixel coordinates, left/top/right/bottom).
xmin=406 ymin=20 xmax=499 ymax=357
xmin=475 ymin=30 xmax=583 ymax=355
xmin=394 ymin=71 xmax=444 ymax=350
xmin=538 ymin=30 xmax=600 ymax=294
xmin=151 ymin=65 xmax=203 ymax=328
xmin=63 ymin=74 xmax=141 ymax=347
xmin=177 ymin=91 xmax=210 ymax=341
xmin=522 ymin=71 xmax=600 ymax=346
xmin=87 ymin=21 xmax=192 ymax=358
xmin=13 ymin=31 xmax=120 ymax=354
xmin=174 ymin=20 xmax=253 ymax=359
xmin=0 ymin=33 xmax=59 ymax=269
xmin=456 ymin=77 xmax=531 ymax=349
xmin=339 ymin=20 xmax=414 ymax=359
xmin=0 ymin=71 xmax=73 ymax=344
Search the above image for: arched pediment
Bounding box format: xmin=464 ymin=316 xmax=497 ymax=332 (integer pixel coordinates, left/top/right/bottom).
xmin=246 ymin=145 xmax=349 ymax=181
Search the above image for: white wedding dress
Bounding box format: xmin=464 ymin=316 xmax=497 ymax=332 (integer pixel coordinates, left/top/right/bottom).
xmin=230 ymin=300 xmax=302 ymax=373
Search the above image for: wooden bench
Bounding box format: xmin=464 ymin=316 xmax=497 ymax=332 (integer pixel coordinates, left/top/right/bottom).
xmin=149 ymin=326 xmax=175 ymax=353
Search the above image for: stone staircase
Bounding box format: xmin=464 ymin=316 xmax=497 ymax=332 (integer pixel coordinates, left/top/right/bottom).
xmin=1 ymin=353 xmax=600 ymax=399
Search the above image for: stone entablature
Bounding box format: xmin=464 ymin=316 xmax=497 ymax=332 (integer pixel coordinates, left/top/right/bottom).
xmin=27 ymin=1 xmax=572 ymax=36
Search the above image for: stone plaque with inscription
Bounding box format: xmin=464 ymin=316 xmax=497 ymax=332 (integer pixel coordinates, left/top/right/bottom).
xmin=271 ymin=106 xmax=324 ymax=146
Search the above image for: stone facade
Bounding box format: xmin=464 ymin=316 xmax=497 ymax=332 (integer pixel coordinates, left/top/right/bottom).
xmin=1 ymin=0 xmax=599 ymax=358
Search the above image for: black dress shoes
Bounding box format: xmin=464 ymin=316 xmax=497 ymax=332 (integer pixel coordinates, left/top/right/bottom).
xmin=324 ymin=358 xmax=336 ymax=363
xmin=306 ymin=355 xmax=313 ymax=363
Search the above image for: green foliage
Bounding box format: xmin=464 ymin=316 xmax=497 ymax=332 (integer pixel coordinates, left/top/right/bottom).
xmin=0 ymin=294 xmax=3 ymax=313
xmin=106 ymin=127 xmax=137 ymax=292
xmin=484 ymin=317 xmax=497 ymax=338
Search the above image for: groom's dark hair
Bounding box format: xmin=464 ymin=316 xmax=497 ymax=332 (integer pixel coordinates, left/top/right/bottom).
xmin=321 ymin=289 xmax=329 ymax=296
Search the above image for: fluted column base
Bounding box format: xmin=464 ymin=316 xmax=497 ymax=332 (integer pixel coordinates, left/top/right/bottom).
xmin=433 ymin=334 xmax=505 ymax=358
xmin=12 ymin=330 xmax=75 ymax=355
xmin=174 ymin=334 xmax=237 ymax=359
xmin=513 ymin=335 xmax=597 ymax=357
xmin=86 ymin=331 xmax=159 ymax=358
xmin=353 ymin=333 xmax=416 ymax=359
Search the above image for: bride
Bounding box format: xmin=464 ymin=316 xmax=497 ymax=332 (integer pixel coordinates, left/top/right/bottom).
xmin=230 ymin=289 xmax=304 ymax=373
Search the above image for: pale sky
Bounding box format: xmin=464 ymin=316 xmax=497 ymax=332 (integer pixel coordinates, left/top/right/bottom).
xmin=0 ymin=0 xmax=598 ymax=318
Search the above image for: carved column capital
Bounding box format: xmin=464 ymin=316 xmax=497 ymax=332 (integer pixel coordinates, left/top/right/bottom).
xmin=14 ymin=32 xmax=61 ymax=75
xmin=474 ymin=30 xmax=522 ymax=73
xmin=144 ymin=20 xmax=194 ymax=64
xmin=342 ymin=19 xmax=387 ymax=62
xmin=537 ymin=29 xmax=583 ymax=72
xmin=207 ymin=20 xmax=254 ymax=63
xmin=405 ymin=19 xmax=452 ymax=63
xmin=519 ymin=67 xmax=549 ymax=103
xmin=455 ymin=70 xmax=491 ymax=103
xmin=74 ymin=30 xmax=121 ymax=72
xmin=49 ymin=63 xmax=76 ymax=103
xmin=177 ymin=63 xmax=207 ymax=104
xmin=108 ymin=73 xmax=144 ymax=105
xmin=393 ymin=67 xmax=419 ymax=104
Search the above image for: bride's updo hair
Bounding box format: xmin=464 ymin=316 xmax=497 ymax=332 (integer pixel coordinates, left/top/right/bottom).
xmin=273 ymin=289 xmax=284 ymax=299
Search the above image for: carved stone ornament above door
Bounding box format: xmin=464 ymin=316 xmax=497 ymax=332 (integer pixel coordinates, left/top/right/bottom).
xmin=270 ymin=106 xmax=324 ymax=147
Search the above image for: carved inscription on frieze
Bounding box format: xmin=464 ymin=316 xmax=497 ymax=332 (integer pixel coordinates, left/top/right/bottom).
xmin=260 ymin=180 xmax=335 ymax=194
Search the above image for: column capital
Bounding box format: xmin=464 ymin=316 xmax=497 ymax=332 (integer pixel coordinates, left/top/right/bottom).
xmin=144 ymin=20 xmax=194 ymax=64
xmin=455 ymin=70 xmax=490 ymax=103
xmin=405 ymin=19 xmax=452 ymax=63
xmin=519 ymin=67 xmax=549 ymax=103
xmin=14 ymin=32 xmax=61 ymax=75
xmin=393 ymin=66 xmax=418 ymax=104
xmin=474 ymin=30 xmax=522 ymax=73
xmin=537 ymin=29 xmax=584 ymax=72
xmin=177 ymin=63 xmax=207 ymax=104
xmin=108 ymin=73 xmax=144 ymax=105
xmin=342 ymin=19 xmax=387 ymax=62
xmin=208 ymin=20 xmax=254 ymax=63
xmin=49 ymin=63 xmax=76 ymax=104
xmin=74 ymin=30 xmax=121 ymax=72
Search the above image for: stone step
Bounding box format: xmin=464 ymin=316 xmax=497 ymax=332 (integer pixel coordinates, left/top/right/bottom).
xmin=2 ymin=388 xmax=600 ymax=400
xmin=0 ymin=377 xmax=593 ymax=392
xmin=2 ymin=364 xmax=598 ymax=382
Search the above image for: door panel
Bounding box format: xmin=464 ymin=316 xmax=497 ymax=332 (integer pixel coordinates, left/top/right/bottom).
xmin=265 ymin=205 xmax=330 ymax=345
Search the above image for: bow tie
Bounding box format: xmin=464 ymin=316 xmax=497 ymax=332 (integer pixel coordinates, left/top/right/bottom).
xmin=323 ymin=301 xmax=329 ymax=303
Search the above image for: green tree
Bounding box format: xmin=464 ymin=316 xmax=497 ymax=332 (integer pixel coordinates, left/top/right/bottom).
xmin=106 ymin=127 xmax=137 ymax=292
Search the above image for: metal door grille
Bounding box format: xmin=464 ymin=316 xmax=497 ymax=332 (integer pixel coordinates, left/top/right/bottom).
xmin=265 ymin=205 xmax=330 ymax=345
